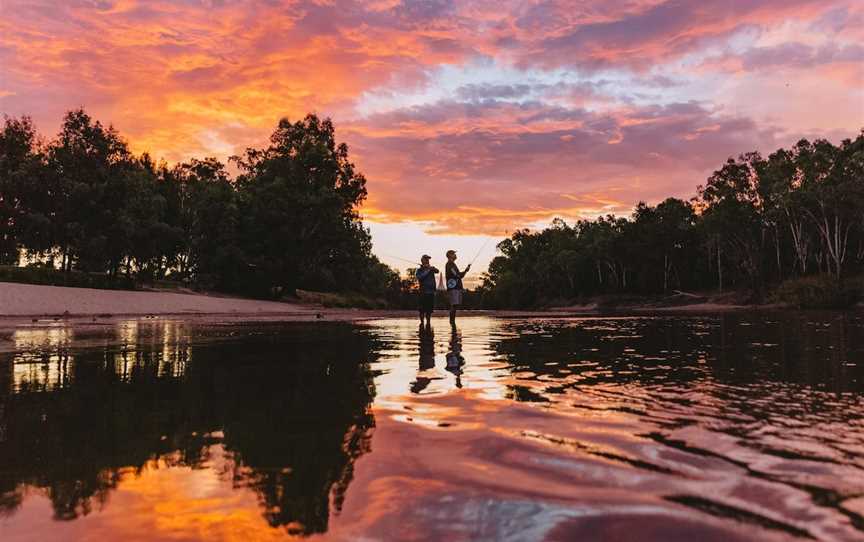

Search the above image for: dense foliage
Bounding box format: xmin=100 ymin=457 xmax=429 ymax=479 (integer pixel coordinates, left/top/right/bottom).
xmin=0 ymin=110 xmax=398 ymax=298
xmin=479 ymin=133 xmax=864 ymax=308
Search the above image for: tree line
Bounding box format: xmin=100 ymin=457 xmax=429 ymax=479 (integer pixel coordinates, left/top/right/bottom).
xmin=2 ymin=109 xmax=861 ymax=308
xmin=478 ymin=132 xmax=864 ymax=309
xmin=0 ymin=109 xmax=398 ymax=298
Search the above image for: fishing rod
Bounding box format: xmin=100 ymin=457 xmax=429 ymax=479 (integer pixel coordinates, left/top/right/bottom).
xmin=468 ymin=238 xmax=492 ymax=266
xmin=381 ymin=230 xmax=507 ymax=270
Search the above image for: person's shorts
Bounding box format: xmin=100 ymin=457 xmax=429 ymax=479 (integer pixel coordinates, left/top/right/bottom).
xmin=448 ymin=289 xmax=463 ymax=306
xmin=419 ymin=293 xmax=435 ymax=314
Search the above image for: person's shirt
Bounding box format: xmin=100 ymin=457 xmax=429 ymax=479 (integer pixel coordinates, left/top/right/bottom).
xmin=445 ymin=262 xmax=465 ymax=290
xmin=415 ymin=266 xmax=438 ymax=293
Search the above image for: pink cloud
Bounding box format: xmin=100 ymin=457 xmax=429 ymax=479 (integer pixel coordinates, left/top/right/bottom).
xmin=0 ymin=0 xmax=860 ymax=236
xmin=348 ymin=99 xmax=780 ymax=233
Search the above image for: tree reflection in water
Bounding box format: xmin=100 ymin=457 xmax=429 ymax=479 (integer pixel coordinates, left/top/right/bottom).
xmin=489 ymin=312 xmax=864 ymax=394
xmin=0 ymin=323 xmax=379 ymax=535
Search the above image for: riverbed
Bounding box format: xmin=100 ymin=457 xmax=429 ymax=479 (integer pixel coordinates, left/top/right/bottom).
xmin=0 ymin=313 xmax=862 ymax=541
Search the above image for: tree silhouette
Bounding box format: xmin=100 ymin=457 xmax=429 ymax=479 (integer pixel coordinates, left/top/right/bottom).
xmin=478 ymin=132 xmax=864 ymax=308
xmin=0 ymin=110 xmax=397 ymax=298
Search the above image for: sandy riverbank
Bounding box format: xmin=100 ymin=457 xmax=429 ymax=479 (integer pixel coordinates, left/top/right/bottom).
xmin=0 ymin=281 xmax=403 ymax=352
xmin=0 ymin=282 xmax=763 ymax=318
xmin=0 ymin=281 xmax=769 ymax=322
xmin=0 ymin=281 xmax=319 ymax=317
xmin=0 ymin=281 xmax=780 ymax=354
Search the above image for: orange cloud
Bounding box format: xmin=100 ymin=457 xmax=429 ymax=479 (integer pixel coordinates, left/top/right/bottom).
xmin=1 ymin=0 xmax=472 ymax=161
xmin=348 ymin=100 xmax=780 ymax=233
xmin=1 ymin=0 xmax=861 ymax=235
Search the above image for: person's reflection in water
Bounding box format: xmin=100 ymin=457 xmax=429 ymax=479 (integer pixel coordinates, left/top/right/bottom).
xmin=446 ymin=327 xmax=465 ymax=388
xmin=411 ymin=324 xmax=436 ymax=394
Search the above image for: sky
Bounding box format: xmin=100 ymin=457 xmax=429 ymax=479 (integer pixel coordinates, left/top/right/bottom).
xmin=1 ymin=0 xmax=863 ymax=280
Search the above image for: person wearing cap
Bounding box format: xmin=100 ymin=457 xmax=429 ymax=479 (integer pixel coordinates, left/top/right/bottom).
xmin=415 ymin=254 xmax=439 ymax=327
xmin=445 ymin=250 xmax=470 ymax=327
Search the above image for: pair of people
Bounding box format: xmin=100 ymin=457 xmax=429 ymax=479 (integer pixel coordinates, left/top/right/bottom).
xmin=415 ymin=250 xmax=471 ymax=327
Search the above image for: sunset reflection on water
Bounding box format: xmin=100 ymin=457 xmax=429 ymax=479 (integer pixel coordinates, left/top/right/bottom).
xmin=1 ymin=313 xmax=863 ymax=541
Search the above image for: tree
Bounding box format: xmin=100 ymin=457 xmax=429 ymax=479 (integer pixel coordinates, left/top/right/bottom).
xmin=121 ymin=154 xmax=182 ymax=279
xmin=46 ymin=109 xmax=138 ymax=272
xmin=479 ymin=133 xmax=863 ymax=309
xmin=758 ymin=146 xmax=809 ymax=277
xmin=232 ymin=114 xmax=376 ymax=296
xmin=1 ymin=109 xmax=400 ymax=298
xmin=796 ymin=137 xmax=863 ymax=280
xmin=0 ymin=116 xmax=42 ymax=264
xmin=697 ymin=153 xmax=767 ymax=296
xmin=170 ymin=157 xmax=242 ymax=287
xmin=630 ymin=198 xmax=698 ymax=293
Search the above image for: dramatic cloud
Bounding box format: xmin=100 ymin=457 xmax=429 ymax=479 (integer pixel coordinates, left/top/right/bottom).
xmin=741 ymin=42 xmax=864 ymax=71
xmin=349 ymin=99 xmax=777 ymax=233
xmin=1 ymin=0 xmax=862 ymax=239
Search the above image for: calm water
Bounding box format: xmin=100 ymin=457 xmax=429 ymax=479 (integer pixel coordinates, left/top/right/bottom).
xmin=1 ymin=313 xmax=863 ymax=541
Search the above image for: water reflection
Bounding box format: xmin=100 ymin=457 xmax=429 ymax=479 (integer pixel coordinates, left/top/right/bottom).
xmin=0 ymin=323 xmax=377 ymax=536
xmin=445 ymin=328 xmax=465 ymax=387
xmin=411 ymin=325 xmax=437 ymax=395
xmin=360 ymin=313 xmax=864 ymax=540
xmin=0 ymin=312 xmax=862 ymax=540
xmin=10 ymin=327 xmax=75 ymax=392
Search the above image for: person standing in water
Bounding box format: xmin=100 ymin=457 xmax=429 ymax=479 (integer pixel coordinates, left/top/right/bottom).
xmin=415 ymin=254 xmax=439 ymax=327
xmin=445 ymin=250 xmax=470 ymax=327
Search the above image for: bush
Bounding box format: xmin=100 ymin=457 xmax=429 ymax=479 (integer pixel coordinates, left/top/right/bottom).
xmin=0 ymin=265 xmax=137 ymax=290
xmin=295 ymin=289 xmax=388 ymax=309
xmin=772 ymin=275 xmax=859 ymax=309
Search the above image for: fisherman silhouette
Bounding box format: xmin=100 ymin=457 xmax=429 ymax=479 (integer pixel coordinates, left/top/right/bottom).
xmin=415 ymin=254 xmax=439 ymax=327
xmin=445 ymin=250 xmax=470 ymax=328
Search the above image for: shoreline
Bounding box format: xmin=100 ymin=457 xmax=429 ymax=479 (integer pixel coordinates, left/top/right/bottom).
xmin=1 ymin=281 xmax=765 ymax=320
xmin=2 ymin=281 xmax=857 ymax=355
xmin=0 ymin=305 xmax=751 ymax=355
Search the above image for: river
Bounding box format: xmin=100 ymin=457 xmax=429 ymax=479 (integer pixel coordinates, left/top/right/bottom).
xmin=0 ymin=312 xmax=862 ymax=541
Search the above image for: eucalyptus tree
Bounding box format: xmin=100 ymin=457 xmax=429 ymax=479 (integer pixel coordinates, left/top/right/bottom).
xmin=758 ymin=146 xmax=810 ymax=277
xmin=45 ymin=109 xmax=140 ymax=273
xmin=629 ymin=198 xmax=698 ymax=292
xmin=697 ymin=152 xmax=767 ymax=294
xmin=795 ymin=137 xmax=863 ymax=279
xmin=232 ymin=114 xmax=376 ymax=295
xmin=170 ymin=157 xmax=242 ymax=287
xmin=0 ymin=116 xmax=42 ymax=264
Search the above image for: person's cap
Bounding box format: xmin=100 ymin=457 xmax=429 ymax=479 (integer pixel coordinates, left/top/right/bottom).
xmin=446 ymin=249 xmax=456 ymax=257
xmin=421 ymin=254 xmax=431 ymax=260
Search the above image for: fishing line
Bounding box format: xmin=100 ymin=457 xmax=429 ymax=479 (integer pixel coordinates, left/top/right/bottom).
xmin=469 ymin=239 xmax=491 ymax=266
xmin=378 ymin=253 xmax=421 ymax=265
xmin=381 ymin=229 xmax=508 ymax=270
xmin=469 ymin=230 xmax=506 ymax=266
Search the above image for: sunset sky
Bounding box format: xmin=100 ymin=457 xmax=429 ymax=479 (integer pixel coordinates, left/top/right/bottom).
xmin=2 ymin=0 xmax=862 ymax=275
